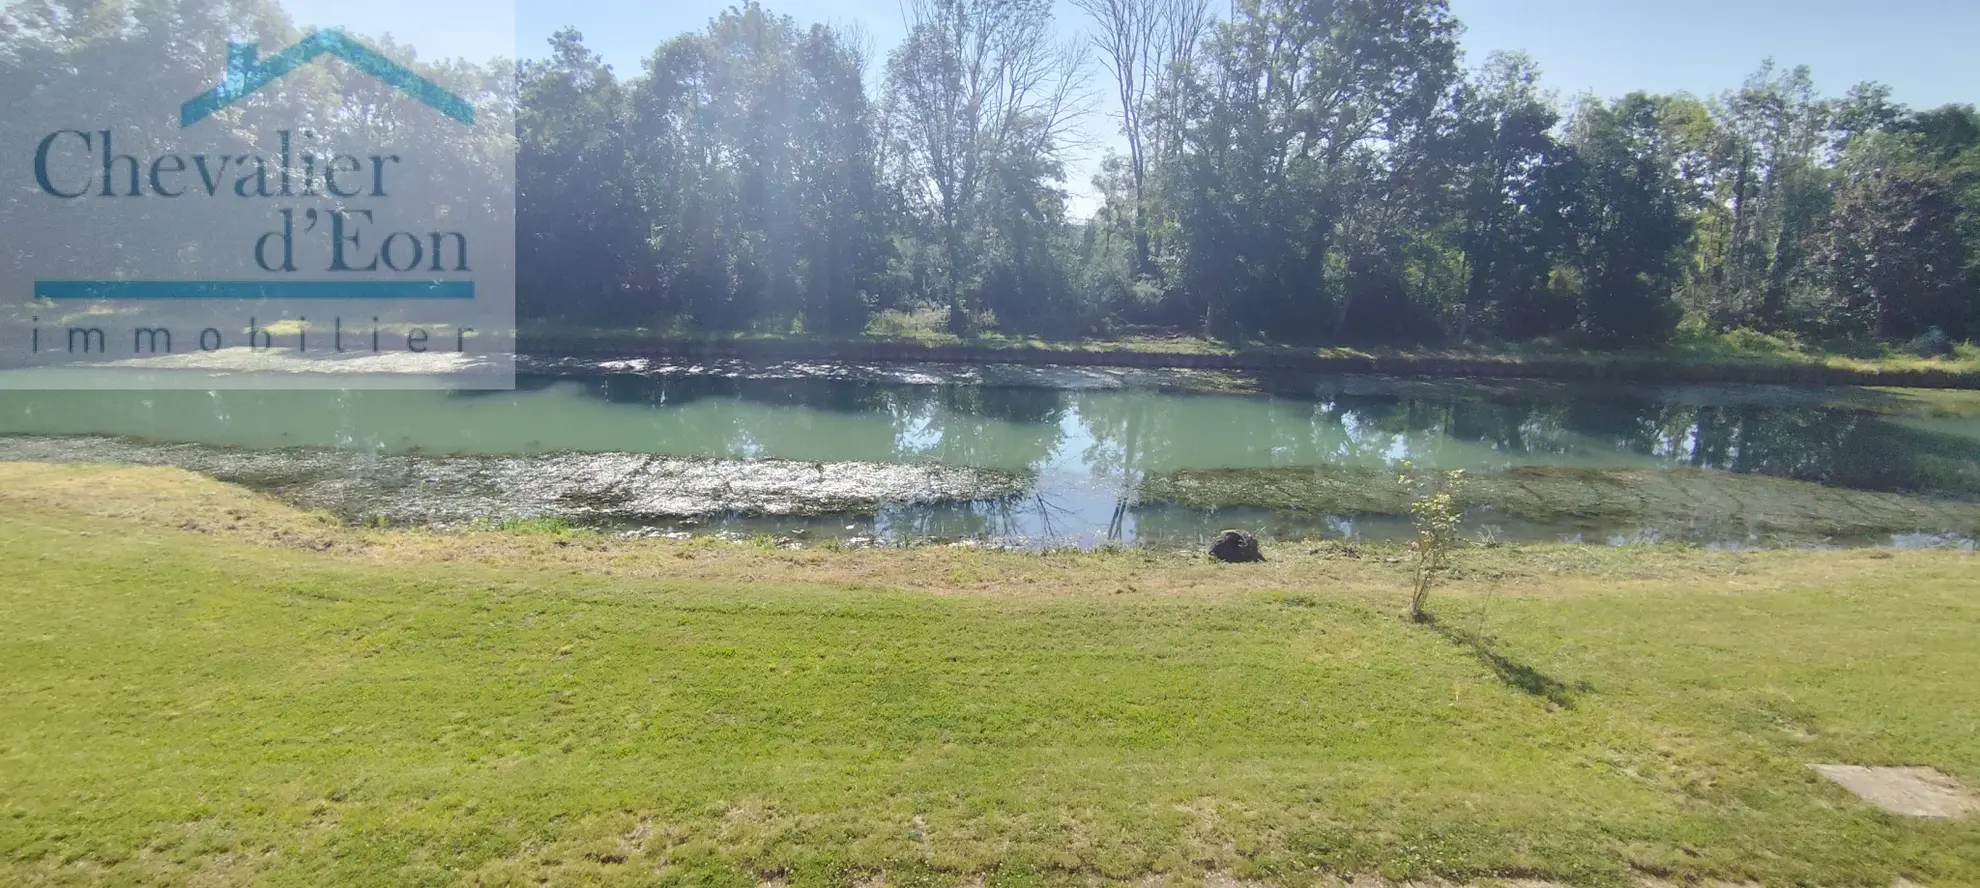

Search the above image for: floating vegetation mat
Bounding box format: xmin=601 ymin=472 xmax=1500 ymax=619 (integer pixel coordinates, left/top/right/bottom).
xmin=0 ymin=436 xmax=1027 ymax=527
xmin=5 ymin=434 xmax=1976 ymax=548
xmin=1141 ymin=465 xmax=1980 ymax=546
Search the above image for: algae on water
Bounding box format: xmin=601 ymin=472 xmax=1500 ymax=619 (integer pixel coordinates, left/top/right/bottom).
xmin=0 ymin=436 xmax=1030 ymax=527
xmin=1139 ymin=464 xmax=1980 ymax=545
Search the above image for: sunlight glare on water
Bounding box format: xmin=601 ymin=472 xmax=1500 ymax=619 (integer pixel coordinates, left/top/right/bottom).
xmin=2 ymin=366 xmax=1977 ymax=548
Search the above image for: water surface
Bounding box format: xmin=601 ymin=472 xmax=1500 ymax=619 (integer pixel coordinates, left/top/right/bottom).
xmin=3 ymin=365 xmax=1977 ymax=548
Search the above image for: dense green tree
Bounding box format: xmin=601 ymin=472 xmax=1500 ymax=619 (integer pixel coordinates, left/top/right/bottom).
xmin=518 ymin=30 xmax=643 ymax=323
xmin=1561 ymin=94 xmax=1690 ymax=344
xmin=1811 ymin=168 xmax=1969 ymax=339
xmin=1448 ymin=52 xmax=1578 ymax=340
xmin=1808 ymin=116 xmax=1980 ymax=341
xmin=619 ymin=4 xmax=887 ymax=332
xmin=1710 ymin=62 xmax=1831 ymax=326
xmin=1170 ymin=0 xmax=1461 ymax=342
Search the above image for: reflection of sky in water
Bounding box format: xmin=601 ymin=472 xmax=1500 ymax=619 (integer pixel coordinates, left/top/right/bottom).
xmin=3 ymin=370 xmax=1977 ymax=485
xmin=0 ymin=378 xmax=1718 ymax=474
xmin=3 ymin=366 xmax=1979 ymax=548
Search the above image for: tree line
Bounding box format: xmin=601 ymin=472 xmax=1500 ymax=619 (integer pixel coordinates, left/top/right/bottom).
xmin=520 ymin=0 xmax=1980 ymax=350
xmin=7 ymin=0 xmax=1975 ymax=350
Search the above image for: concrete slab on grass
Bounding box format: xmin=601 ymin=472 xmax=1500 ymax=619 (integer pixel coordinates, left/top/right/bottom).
xmin=1810 ymin=764 xmax=1978 ymax=818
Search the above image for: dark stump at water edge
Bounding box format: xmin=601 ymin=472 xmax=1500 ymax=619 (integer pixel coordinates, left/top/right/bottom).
xmin=1210 ymin=529 xmax=1265 ymax=563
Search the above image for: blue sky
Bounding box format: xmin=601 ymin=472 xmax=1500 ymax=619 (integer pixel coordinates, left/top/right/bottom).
xmin=283 ymin=0 xmax=1980 ymax=211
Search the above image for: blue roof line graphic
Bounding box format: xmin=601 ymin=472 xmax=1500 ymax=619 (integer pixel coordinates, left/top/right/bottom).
xmin=181 ymin=30 xmax=475 ymax=128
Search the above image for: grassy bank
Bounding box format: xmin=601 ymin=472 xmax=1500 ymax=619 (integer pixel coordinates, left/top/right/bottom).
xmin=2 ymin=463 xmax=1977 ymax=887
xmin=519 ymin=323 xmax=1980 ymax=389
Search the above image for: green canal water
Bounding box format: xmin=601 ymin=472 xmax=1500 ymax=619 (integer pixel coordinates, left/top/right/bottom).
xmin=2 ymin=363 xmax=1977 ymax=548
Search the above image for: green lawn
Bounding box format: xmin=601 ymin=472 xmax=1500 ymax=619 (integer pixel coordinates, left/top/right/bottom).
xmin=2 ymin=463 xmax=1977 ymax=886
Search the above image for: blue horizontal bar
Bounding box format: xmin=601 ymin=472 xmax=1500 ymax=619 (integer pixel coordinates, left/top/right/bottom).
xmin=35 ymin=280 xmax=475 ymax=300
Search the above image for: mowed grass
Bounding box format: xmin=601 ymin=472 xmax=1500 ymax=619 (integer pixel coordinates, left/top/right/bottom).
xmin=1 ymin=464 xmax=1977 ymax=886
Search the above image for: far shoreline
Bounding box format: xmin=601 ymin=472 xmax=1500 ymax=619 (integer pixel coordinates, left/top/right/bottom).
xmin=521 ymin=331 xmax=1980 ymax=390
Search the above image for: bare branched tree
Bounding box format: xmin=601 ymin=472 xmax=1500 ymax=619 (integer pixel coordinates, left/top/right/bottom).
xmin=885 ymin=0 xmax=1087 ymax=332
xmin=1074 ymin=0 xmax=1210 ymax=272
xmin=1151 ymin=0 xmax=1211 ymax=163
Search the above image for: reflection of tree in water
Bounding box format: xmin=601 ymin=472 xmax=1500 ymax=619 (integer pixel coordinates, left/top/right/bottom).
xmin=1315 ymin=391 xmax=1980 ymax=496
xmin=878 ymin=495 xmax=1076 ymax=542
xmin=570 ymin=375 xmax=1072 ymax=468
xmin=1068 ymin=392 xmax=1147 ymax=540
xmin=887 ymin=385 xmax=1068 ymax=469
xmin=1559 ymin=401 xmax=1976 ymax=495
xmin=1306 ymin=398 xmax=1400 ymax=465
xmin=1069 ymin=383 xmax=1980 ymax=509
xmin=732 ymin=379 xmax=908 ymax=464
xmin=1695 ymin=407 xmax=1980 ymax=496
xmin=562 ymin=371 xmax=1980 ymax=500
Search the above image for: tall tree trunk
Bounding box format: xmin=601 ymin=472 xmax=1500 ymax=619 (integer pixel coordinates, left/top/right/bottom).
xmin=946 ymin=228 xmax=969 ymax=334
xmin=1131 ymin=146 xmax=1151 ymax=275
xmin=1725 ymin=149 xmax=1752 ymax=302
